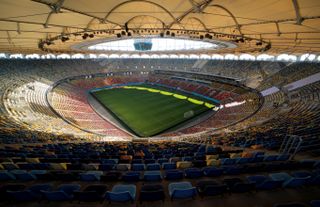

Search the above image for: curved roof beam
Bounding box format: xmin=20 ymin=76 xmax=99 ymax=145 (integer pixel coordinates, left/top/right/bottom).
xmin=208 ymin=16 xmax=320 ymax=30
xmin=168 ymin=0 xmax=212 ymax=28
xmin=103 ymin=0 xmax=176 ymax=27
xmin=184 ymin=17 xmax=208 ymax=31
xmin=86 ymin=18 xmax=97 ymax=30
xmin=31 ymin=0 xmax=121 ymax=29
xmin=86 ymin=18 xmax=122 ymax=30
xmin=125 ymin=15 xmax=166 ymax=29
xmin=208 ymin=4 xmax=242 ymax=35
xmin=0 ymin=18 xmax=85 ymax=30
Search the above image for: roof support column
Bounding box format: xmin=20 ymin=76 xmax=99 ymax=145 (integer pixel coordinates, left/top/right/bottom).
xmin=43 ymin=0 xmax=65 ymax=28
xmin=275 ymin=22 xmax=281 ymax=36
xmin=17 ymin=23 xmax=21 ymax=34
xmin=292 ymin=0 xmax=304 ymax=25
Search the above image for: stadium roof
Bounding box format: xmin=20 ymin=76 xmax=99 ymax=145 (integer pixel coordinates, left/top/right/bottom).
xmin=0 ymin=0 xmax=320 ymax=54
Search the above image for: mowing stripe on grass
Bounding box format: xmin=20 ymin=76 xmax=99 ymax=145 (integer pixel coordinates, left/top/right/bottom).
xmin=91 ymin=84 xmax=216 ymax=137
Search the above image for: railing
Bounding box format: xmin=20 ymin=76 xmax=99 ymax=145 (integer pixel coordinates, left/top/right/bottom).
xmin=279 ymin=135 xmax=303 ymax=160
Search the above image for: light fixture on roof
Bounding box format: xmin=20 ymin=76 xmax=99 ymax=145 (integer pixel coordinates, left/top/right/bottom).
xmin=61 ymin=36 xmax=69 ymax=42
xmin=82 ymin=33 xmax=88 ymax=40
xmin=265 ymin=43 xmax=271 ymax=50
xmin=205 ymin=33 xmax=212 ymax=39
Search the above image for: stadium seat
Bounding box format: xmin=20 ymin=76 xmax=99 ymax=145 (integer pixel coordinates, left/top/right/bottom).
xmin=116 ymin=163 xmax=131 ymax=171
xmin=74 ymin=184 xmax=108 ymax=202
xmin=7 ymin=190 xmax=41 ymax=202
xmin=143 ymin=171 xmax=162 ymax=181
xmin=264 ymin=155 xmax=279 ymax=162
xmin=196 ymin=180 xmax=228 ymax=197
xmin=185 ymin=168 xmax=203 ymax=178
xmin=42 ymin=190 xmax=74 ymax=201
xmin=157 ymin=158 xmax=168 ymax=165
xmin=99 ymin=164 xmax=115 ymax=171
xmin=0 ymin=171 xmax=15 ymax=181
xmin=105 ymin=184 xmax=136 ymax=203
xmin=282 ymin=177 xmax=310 ymax=188
xmin=139 ymin=184 xmax=165 ymax=204
xmin=101 ymin=171 xmax=122 ymax=181
xmin=165 ymin=170 xmax=184 ymax=180
xmin=277 ymin=154 xmax=290 ymax=161
xmin=28 ymin=183 xmax=53 ymax=194
xmin=176 ymin=161 xmax=192 ymax=169
xmin=168 ymin=181 xmax=197 ymax=200
xmin=162 ymin=162 xmax=176 ymax=170
xmin=146 ymin=163 xmax=161 ymax=171
xmin=80 ymin=171 xmax=103 ymax=181
xmin=122 ymin=171 xmax=141 ymax=182
xmin=221 ymin=158 xmax=236 ymax=165
xmin=11 ymin=170 xmax=36 ymax=181
xmin=41 ymin=184 xmax=80 ymax=201
xmin=206 ymin=159 xmax=221 ymax=166
xmin=203 ymin=167 xmax=223 ymax=177
xmin=270 ymin=172 xmax=293 ymax=183
xmin=132 ymin=164 xmax=145 ymax=171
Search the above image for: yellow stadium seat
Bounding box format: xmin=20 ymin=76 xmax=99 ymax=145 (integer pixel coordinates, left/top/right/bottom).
xmin=206 ymin=155 xmax=219 ymax=160
xmin=206 ymin=159 xmax=221 ymax=166
xmin=50 ymin=163 xmax=68 ymax=170
xmin=176 ymin=161 xmax=192 ymax=169
xmin=82 ymin=163 xmax=99 ymax=170
xmin=242 ymin=152 xmax=254 ymax=158
xmin=25 ymin=158 xmax=40 ymax=163
xmin=230 ymin=153 xmax=242 ymax=158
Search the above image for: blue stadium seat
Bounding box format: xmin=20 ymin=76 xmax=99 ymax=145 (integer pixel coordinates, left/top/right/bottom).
xmin=196 ymin=180 xmax=228 ymax=197
xmin=7 ymin=190 xmax=40 ymax=201
xmin=122 ymin=171 xmax=141 ymax=182
xmin=80 ymin=171 xmax=102 ymax=181
xmin=168 ymin=182 xmax=197 ymax=201
xmin=185 ymin=168 xmax=203 ymax=178
xmin=105 ymin=184 xmax=136 ymax=203
xmin=74 ymin=184 xmax=108 ymax=202
xmin=42 ymin=190 xmax=74 ymax=201
xmin=11 ymin=170 xmax=36 ymax=181
xmin=165 ymin=170 xmax=184 ymax=180
xmin=162 ymin=162 xmax=176 ymax=170
xmin=132 ymin=164 xmax=145 ymax=171
xmin=203 ymin=167 xmax=223 ymax=177
xmin=140 ymin=184 xmax=165 ymax=204
xmin=221 ymin=158 xmax=236 ymax=165
xmin=146 ymin=163 xmax=161 ymax=171
xmin=144 ymin=171 xmax=162 ymax=181
xmin=0 ymin=171 xmax=15 ymax=181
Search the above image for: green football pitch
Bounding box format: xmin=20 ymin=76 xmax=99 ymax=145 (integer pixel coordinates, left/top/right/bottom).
xmin=90 ymin=84 xmax=217 ymax=137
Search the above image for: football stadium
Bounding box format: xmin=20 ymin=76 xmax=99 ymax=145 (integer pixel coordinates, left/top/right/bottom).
xmin=0 ymin=1 xmax=320 ymax=207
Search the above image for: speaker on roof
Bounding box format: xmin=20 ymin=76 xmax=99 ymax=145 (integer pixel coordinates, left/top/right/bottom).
xmin=125 ymin=22 xmax=129 ymax=33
